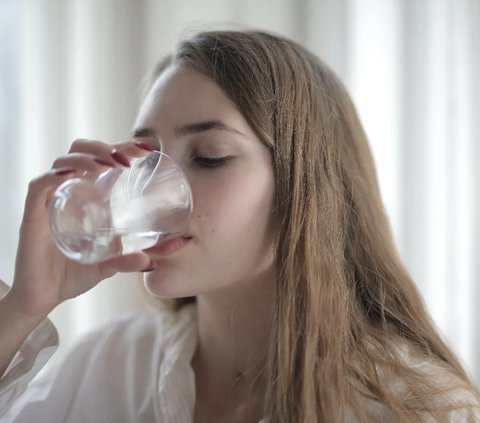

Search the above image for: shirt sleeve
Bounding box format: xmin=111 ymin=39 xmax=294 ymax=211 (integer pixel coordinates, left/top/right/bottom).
xmin=0 ymin=317 xmax=58 ymax=420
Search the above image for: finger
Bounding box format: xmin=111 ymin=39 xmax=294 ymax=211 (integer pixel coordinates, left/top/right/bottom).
xmin=108 ymin=137 xmax=162 ymax=166
xmin=110 ymin=137 xmax=160 ymax=161
xmin=97 ymin=252 xmax=156 ymax=279
xmin=68 ymin=138 xmax=121 ymax=155
xmin=23 ymin=168 xmax=79 ymax=223
xmin=51 ymin=152 xmax=117 ymax=172
xmin=67 ymin=139 xmax=132 ymax=168
xmin=69 ymin=137 xmax=160 ymax=163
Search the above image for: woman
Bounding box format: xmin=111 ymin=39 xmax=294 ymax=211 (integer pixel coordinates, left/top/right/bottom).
xmin=0 ymin=30 xmax=479 ymax=422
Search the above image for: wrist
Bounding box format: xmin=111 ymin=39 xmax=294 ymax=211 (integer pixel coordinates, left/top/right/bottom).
xmin=0 ymin=290 xmax=48 ymax=335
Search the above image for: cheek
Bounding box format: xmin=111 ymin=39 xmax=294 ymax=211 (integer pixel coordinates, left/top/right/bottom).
xmin=144 ymin=166 xmax=275 ymax=297
xmin=192 ymin=167 xmax=275 ymax=256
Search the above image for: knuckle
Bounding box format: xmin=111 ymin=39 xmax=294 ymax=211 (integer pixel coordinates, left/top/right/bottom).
xmin=69 ymin=138 xmax=90 ymax=152
xmin=51 ymin=157 xmax=66 ymax=168
xmin=27 ymin=176 xmax=43 ymax=193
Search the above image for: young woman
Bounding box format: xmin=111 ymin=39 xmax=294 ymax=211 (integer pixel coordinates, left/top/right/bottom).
xmin=0 ymin=30 xmax=479 ymax=422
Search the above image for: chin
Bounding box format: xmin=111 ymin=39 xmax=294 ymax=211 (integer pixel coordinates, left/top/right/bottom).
xmin=143 ymin=272 xmax=196 ymax=299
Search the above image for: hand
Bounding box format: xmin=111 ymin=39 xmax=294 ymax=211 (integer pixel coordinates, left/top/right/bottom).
xmin=5 ymin=138 xmax=157 ymax=321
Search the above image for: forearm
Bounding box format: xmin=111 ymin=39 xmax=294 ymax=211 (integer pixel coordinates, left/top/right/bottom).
xmin=0 ymin=281 xmax=45 ymax=379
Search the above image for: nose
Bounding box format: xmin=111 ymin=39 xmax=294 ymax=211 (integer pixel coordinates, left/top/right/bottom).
xmin=155 ymin=142 xmax=185 ymax=173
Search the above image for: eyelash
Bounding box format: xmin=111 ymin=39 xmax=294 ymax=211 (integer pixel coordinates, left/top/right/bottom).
xmin=193 ymin=156 xmax=232 ymax=168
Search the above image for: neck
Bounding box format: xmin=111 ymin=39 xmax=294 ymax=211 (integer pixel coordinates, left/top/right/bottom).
xmin=191 ymin=267 xmax=275 ymax=415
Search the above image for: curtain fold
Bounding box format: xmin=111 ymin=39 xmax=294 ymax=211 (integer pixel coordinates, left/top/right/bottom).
xmin=0 ymin=0 xmax=478 ymax=384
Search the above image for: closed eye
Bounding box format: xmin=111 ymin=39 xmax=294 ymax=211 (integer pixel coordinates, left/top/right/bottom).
xmin=193 ymin=156 xmax=233 ymax=168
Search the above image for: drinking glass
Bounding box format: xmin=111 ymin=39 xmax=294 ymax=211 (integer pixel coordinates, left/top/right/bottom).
xmin=48 ymin=151 xmax=192 ymax=264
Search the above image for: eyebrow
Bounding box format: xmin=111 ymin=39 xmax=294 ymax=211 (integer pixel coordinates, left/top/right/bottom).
xmin=131 ymin=120 xmax=247 ymax=139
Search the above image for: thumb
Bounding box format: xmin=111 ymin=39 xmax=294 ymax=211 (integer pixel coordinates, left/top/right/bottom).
xmin=98 ymin=253 xmax=156 ymax=279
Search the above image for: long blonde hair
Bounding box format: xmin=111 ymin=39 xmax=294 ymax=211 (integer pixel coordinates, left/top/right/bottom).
xmin=146 ymin=30 xmax=480 ymax=421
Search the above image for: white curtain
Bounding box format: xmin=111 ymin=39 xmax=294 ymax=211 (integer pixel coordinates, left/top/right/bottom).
xmin=0 ymin=0 xmax=478 ymax=384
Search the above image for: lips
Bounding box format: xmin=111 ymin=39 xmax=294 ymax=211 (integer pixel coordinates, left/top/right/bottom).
xmin=143 ymin=236 xmax=192 ymax=256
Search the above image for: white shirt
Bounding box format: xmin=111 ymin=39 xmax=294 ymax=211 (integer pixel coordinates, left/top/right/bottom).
xmin=0 ymin=303 xmax=478 ymax=422
xmin=1 ymin=303 xmax=214 ymax=423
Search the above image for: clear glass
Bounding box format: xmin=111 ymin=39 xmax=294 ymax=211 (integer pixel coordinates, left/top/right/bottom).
xmin=48 ymin=151 xmax=192 ymax=264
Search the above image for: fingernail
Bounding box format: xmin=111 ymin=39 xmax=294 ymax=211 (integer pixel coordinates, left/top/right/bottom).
xmin=134 ymin=141 xmax=157 ymax=152
xmin=53 ymin=168 xmax=76 ymax=176
xmin=141 ymin=261 xmax=156 ymax=272
xmin=111 ymin=150 xmax=131 ymax=167
xmin=94 ymin=158 xmax=115 ymax=167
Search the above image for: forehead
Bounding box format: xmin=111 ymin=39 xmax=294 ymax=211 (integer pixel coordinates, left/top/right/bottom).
xmin=134 ymin=64 xmax=249 ymax=135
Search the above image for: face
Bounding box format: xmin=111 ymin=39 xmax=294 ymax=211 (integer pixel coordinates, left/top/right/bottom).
xmin=133 ymin=65 xmax=275 ymax=298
